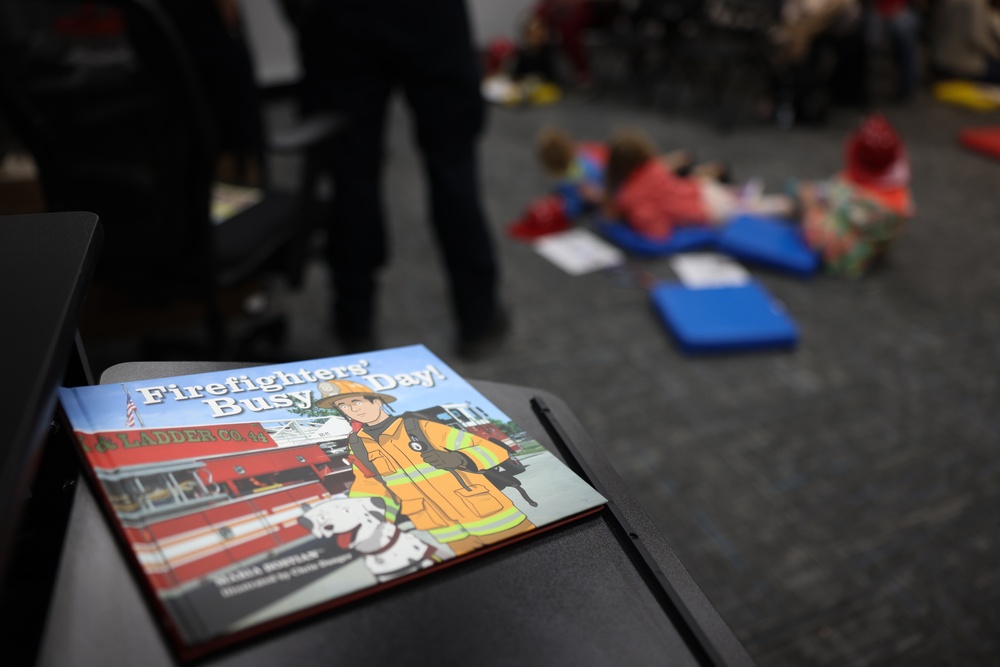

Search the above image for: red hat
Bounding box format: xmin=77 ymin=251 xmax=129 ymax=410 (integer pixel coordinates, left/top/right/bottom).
xmin=507 ymin=195 xmax=571 ymax=241
xmin=845 ymin=113 xmax=908 ymax=188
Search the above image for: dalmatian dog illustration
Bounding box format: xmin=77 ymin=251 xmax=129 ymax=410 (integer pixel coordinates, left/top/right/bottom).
xmin=298 ymin=497 xmax=444 ymax=582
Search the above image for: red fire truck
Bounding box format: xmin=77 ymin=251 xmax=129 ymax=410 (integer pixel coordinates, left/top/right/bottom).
xmin=419 ymin=402 xmax=520 ymax=452
xmin=85 ymin=406 xmax=519 ymax=594
xmin=87 ymin=417 xmax=355 ymax=593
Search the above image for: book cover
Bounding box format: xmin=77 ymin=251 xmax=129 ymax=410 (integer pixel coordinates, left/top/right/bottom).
xmin=56 ymin=345 xmax=607 ymax=659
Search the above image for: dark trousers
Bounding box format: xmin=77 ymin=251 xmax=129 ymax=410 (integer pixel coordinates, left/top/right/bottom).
xmin=298 ymin=0 xmax=498 ymax=341
xmin=159 ymin=0 xmax=264 ymax=166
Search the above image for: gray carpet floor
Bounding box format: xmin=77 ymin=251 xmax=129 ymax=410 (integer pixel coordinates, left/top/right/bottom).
xmin=86 ymin=81 xmax=1000 ymax=666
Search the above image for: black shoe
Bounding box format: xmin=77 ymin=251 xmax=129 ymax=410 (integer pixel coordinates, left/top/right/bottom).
xmin=456 ymin=310 xmax=510 ymax=361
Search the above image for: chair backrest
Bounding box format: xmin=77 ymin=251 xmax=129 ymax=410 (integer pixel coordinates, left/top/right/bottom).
xmin=0 ymin=0 xmax=218 ymax=300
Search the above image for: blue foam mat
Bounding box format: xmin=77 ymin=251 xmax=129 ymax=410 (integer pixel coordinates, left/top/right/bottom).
xmin=650 ymin=280 xmax=799 ymax=353
xmin=598 ymin=222 xmax=719 ymax=257
xmin=715 ymin=215 xmax=820 ymax=277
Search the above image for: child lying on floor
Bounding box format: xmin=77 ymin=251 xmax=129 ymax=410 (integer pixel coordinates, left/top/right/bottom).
xmin=797 ymin=113 xmax=914 ymax=279
xmin=535 ymin=125 xmax=608 ymax=219
xmin=535 ymin=125 xmax=731 ymax=222
xmin=506 ymin=126 xmax=607 ymax=241
xmin=600 ymin=129 xmax=794 ymax=241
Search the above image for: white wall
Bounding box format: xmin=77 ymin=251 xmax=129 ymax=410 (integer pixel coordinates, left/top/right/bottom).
xmin=467 ymin=0 xmax=535 ymax=46
xmin=239 ymin=0 xmax=535 ymax=88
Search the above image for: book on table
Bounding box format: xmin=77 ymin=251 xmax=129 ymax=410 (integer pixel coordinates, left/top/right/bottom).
xmin=56 ymin=344 xmax=607 ymax=660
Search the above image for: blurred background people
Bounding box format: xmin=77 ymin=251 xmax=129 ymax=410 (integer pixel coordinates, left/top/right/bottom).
xmin=866 ymin=0 xmax=923 ymax=102
xmin=513 ymin=14 xmax=558 ymax=83
xmin=770 ymin=0 xmax=869 ymax=125
xmin=927 ymin=0 xmax=1000 ymax=84
xmin=532 ymin=0 xmax=624 ymax=90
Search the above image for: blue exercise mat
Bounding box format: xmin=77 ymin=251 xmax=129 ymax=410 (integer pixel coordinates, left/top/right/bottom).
xmin=598 ymin=222 xmax=719 ymax=257
xmin=715 ymin=215 xmax=820 ymax=277
xmin=649 ymin=280 xmax=799 ymax=353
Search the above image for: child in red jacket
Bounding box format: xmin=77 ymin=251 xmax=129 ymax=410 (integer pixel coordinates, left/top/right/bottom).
xmin=601 ymin=129 xmax=793 ymax=241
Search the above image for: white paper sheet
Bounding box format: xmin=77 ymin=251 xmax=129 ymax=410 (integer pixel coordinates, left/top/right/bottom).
xmin=669 ymin=252 xmax=751 ymax=288
xmin=533 ymin=228 xmax=626 ymax=276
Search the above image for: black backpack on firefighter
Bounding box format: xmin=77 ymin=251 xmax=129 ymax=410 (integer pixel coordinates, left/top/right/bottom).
xmin=347 ymin=413 xmax=538 ymax=507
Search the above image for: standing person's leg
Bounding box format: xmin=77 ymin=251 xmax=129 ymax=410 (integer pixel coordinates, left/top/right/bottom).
xmin=886 ymin=8 xmax=921 ymax=100
xmin=304 ymin=6 xmax=394 ymax=347
xmin=159 ymin=0 xmax=265 ymax=179
xmin=401 ymin=1 xmax=504 ymax=353
xmin=327 ymin=83 xmax=392 ymax=347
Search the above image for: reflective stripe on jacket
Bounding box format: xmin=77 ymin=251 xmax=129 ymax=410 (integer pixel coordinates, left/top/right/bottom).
xmin=347 ymin=418 xmax=527 ymax=542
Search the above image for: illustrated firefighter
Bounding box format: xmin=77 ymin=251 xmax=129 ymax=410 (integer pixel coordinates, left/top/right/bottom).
xmin=316 ymin=380 xmax=535 ymax=556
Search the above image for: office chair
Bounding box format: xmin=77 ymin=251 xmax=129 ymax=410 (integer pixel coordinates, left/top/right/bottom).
xmin=0 ymin=0 xmax=339 ymax=359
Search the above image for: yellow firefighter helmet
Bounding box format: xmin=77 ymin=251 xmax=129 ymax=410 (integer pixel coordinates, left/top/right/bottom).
xmin=315 ymin=379 xmax=397 ymax=409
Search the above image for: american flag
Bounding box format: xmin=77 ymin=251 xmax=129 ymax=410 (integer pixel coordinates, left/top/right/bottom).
xmin=125 ymin=389 xmax=138 ymax=428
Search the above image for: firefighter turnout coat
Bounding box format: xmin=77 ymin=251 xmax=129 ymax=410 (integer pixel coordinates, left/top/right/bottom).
xmin=347 ymin=417 xmax=528 ymax=547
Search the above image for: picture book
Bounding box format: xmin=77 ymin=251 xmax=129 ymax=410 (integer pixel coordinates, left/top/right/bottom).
xmin=56 ymin=345 xmax=607 ymax=660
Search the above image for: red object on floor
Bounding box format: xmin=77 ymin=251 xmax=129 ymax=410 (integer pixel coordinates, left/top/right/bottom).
xmin=958 ymin=126 xmax=1000 ymax=160
xmin=485 ymin=37 xmax=517 ymax=76
xmin=507 ymin=195 xmax=571 ymax=241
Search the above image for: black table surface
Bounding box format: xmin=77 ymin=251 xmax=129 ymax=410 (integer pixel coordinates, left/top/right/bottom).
xmin=40 ymin=361 xmax=755 ymax=667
